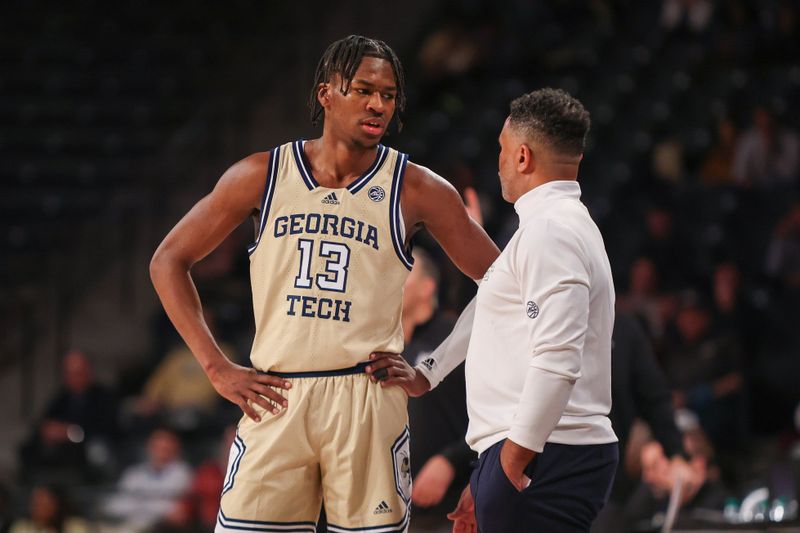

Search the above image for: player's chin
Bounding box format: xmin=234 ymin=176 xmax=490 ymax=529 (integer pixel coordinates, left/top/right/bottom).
xmin=354 ymin=129 xmax=384 ymax=147
xmin=357 ymin=138 xmax=383 ymax=150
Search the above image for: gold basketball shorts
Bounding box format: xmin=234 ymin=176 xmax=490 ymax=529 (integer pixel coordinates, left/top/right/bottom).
xmin=216 ymin=363 xmax=411 ymax=532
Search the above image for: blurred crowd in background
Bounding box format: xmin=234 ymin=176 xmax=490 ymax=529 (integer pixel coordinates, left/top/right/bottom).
xmin=3 ymin=0 xmax=800 ymax=532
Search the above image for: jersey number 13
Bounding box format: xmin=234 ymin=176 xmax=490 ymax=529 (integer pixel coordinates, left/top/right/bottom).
xmin=294 ymin=239 xmax=350 ymax=293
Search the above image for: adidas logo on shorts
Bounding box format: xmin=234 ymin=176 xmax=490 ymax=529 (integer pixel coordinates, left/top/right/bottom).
xmin=373 ymin=500 xmax=392 ymax=515
xmin=321 ymin=192 xmax=340 ymax=205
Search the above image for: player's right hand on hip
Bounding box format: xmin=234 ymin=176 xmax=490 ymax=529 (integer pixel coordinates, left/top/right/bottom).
xmin=207 ymin=359 xmax=291 ymax=422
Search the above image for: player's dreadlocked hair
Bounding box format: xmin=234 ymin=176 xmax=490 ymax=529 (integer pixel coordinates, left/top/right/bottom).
xmin=309 ymin=35 xmax=406 ymax=132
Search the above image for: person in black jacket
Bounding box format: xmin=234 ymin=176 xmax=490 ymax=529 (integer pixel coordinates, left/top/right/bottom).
xmin=401 ymin=249 xmax=474 ymax=532
xmin=19 ymin=349 xmax=119 ymax=484
xmin=591 ymin=313 xmax=703 ymax=533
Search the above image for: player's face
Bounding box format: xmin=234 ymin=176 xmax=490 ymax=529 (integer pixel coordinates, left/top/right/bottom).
xmin=497 ymin=118 xmax=520 ymax=202
xmin=324 ymin=57 xmax=398 ymax=148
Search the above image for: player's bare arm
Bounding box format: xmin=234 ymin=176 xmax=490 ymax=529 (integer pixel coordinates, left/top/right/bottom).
xmin=365 ymin=163 xmax=500 ymax=394
xmin=150 ymin=152 xmax=291 ymax=422
xmin=402 ymin=163 xmax=499 ymax=280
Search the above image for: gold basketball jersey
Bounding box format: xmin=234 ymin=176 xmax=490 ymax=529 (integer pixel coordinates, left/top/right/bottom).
xmin=247 ymin=140 xmax=413 ymax=372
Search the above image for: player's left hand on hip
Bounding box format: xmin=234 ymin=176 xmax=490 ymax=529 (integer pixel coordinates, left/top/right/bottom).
xmin=366 ymin=352 xmax=430 ymax=397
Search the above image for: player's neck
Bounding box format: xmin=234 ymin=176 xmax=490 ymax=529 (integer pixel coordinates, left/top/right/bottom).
xmin=306 ymin=133 xmax=379 ymax=186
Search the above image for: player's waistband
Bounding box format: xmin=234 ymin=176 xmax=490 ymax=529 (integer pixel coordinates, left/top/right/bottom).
xmin=258 ymin=361 xmax=369 ymax=378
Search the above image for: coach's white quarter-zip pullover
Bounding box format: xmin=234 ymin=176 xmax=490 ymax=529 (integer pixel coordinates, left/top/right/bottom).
xmin=418 ymin=180 xmax=618 ymax=454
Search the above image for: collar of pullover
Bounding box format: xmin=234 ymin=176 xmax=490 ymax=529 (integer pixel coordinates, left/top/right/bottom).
xmin=513 ymin=180 xmax=581 ymax=221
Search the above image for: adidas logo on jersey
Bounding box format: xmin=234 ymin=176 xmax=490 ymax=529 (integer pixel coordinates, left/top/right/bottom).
xmin=321 ymin=192 xmax=340 ymax=205
xmin=373 ymin=500 xmax=392 ymax=515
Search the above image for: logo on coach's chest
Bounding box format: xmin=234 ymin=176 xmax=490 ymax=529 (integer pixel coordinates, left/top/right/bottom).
xmin=526 ymin=301 xmax=539 ymax=319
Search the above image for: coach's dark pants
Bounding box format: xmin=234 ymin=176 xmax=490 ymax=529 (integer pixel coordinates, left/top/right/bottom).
xmin=470 ymin=439 xmax=618 ymax=533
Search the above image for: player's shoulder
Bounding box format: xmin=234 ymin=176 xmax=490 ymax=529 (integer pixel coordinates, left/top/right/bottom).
xmin=402 ymin=160 xmax=457 ymax=196
xmin=231 ymin=150 xmax=271 ymax=175
xmin=213 ymin=151 xmax=272 ymax=208
xmin=219 ymin=150 xmax=273 ymax=185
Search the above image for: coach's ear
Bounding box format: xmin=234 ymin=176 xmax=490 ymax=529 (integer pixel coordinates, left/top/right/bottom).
xmin=518 ymin=143 xmax=535 ymax=174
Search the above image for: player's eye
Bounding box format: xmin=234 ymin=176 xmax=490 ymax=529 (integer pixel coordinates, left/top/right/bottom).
xmin=382 ymin=93 xmax=395 ymax=101
xmin=355 ymin=88 xmax=370 ymax=95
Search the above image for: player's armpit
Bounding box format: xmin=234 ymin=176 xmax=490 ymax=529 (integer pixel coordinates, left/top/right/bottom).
xmin=401 ymin=163 xmax=499 ymax=281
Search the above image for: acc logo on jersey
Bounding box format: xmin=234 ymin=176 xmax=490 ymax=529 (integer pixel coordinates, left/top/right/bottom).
xmin=526 ymin=301 xmax=539 ymax=319
xmin=368 ymin=186 xmax=385 ymax=202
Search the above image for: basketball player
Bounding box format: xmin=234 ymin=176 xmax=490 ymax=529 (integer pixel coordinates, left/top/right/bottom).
xmin=150 ymin=35 xmax=499 ymax=533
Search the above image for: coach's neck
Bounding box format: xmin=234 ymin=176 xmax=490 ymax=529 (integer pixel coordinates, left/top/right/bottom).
xmin=514 ymin=153 xmax=582 ymax=202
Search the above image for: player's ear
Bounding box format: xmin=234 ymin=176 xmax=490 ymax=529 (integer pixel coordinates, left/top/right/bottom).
xmin=317 ymin=83 xmax=331 ymax=109
xmin=518 ymin=143 xmax=535 ymax=173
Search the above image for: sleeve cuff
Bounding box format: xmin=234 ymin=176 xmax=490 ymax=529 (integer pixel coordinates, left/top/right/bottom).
xmin=509 ymin=366 xmax=576 ymax=453
xmin=415 ymin=362 xmax=442 ymax=390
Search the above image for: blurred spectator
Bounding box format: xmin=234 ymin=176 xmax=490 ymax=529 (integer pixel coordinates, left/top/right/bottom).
xmin=618 ymin=256 xmax=665 ymax=340
xmin=711 ymin=261 xmax=760 ymax=359
xmin=417 ymin=21 xmax=492 ymax=82
xmin=103 ymin=428 xmax=191 ymax=531
xmin=592 ymin=313 xmax=702 ymax=533
xmin=9 ymin=485 xmax=89 ymax=533
xmin=732 ymin=106 xmax=799 ymax=188
xmin=766 ymin=202 xmax=800 ymax=290
xmin=403 ymin=250 xmax=472 ymax=532
xmin=126 ymin=310 xmax=232 ymax=432
xmin=661 ymin=0 xmax=714 ymax=34
xmin=758 ymin=0 xmax=800 ymax=62
xmin=156 ymin=426 xmax=237 ymax=533
xmin=639 ymin=204 xmax=694 ymax=288
xmin=699 ymin=119 xmax=739 ymax=185
xmin=126 ymin=345 xmax=222 ymax=433
xmin=652 ymin=136 xmax=685 ymax=184
xmin=19 ymin=350 xmax=119 ymax=484
xmin=662 ymin=292 xmax=747 ymax=454
xmin=629 ymin=416 xmax=728 ymax=529
xmin=752 ymin=204 xmax=800 ymax=433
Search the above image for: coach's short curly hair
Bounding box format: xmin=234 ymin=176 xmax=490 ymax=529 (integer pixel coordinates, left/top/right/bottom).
xmin=509 ymin=88 xmax=591 ymax=157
